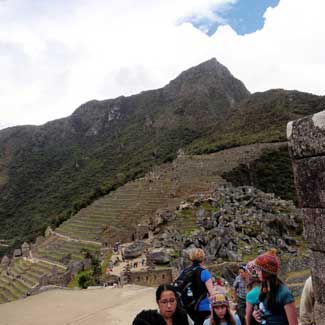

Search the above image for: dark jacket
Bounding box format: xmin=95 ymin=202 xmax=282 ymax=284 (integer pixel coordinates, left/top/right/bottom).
xmin=133 ymin=307 xmax=190 ymax=325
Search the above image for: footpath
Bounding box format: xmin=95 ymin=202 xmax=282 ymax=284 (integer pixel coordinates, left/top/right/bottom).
xmin=0 ymin=285 xmax=156 ymax=325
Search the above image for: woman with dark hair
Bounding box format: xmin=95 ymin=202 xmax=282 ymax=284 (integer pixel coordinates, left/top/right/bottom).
xmin=248 ymin=249 xmax=298 ymax=325
xmin=203 ymin=293 xmax=241 ymax=325
xmin=133 ymin=284 xmax=190 ymax=325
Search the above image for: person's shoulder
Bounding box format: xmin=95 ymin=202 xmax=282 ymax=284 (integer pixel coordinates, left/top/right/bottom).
xmin=246 ymin=286 xmax=260 ymax=304
xmin=279 ymin=283 xmax=292 ymax=295
xmin=133 ymin=309 xmax=165 ymax=325
xmin=200 ymin=268 xmax=212 ymax=280
xmin=174 ymin=307 xmax=190 ymax=324
xmin=234 ymin=313 xmax=242 ymax=325
xmin=278 ymin=284 xmax=294 ymax=304
xmin=203 ymin=317 xmax=211 ymax=325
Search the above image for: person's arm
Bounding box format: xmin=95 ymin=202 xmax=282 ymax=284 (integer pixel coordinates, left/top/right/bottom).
xmin=205 ymin=278 xmax=214 ymax=297
xmin=300 ymin=277 xmax=314 ymax=325
xmin=245 ymin=302 xmax=253 ymax=325
xmin=233 ymin=277 xmax=238 ymax=302
xmin=284 ymin=302 xmax=298 ymax=325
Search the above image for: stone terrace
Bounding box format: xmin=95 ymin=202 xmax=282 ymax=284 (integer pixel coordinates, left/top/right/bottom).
xmin=0 ymin=258 xmax=65 ymax=304
xmin=0 ymin=142 xmax=286 ymax=304
xmin=54 ymin=142 xmax=286 ymax=246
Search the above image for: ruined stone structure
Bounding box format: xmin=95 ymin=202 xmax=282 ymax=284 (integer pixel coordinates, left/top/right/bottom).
xmin=129 ymin=269 xmax=173 ymax=287
xmin=287 ymin=111 xmax=325 ymax=323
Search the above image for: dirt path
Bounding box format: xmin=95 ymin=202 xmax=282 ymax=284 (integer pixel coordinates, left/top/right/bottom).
xmin=0 ymin=285 xmax=156 ymax=325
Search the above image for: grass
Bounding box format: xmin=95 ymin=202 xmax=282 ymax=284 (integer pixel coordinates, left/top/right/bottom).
xmin=68 ymin=270 xmax=93 ymax=288
xmin=101 ymin=250 xmax=113 ymax=274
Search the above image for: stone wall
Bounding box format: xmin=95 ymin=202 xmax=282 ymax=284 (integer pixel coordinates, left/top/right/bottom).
xmin=287 ymin=111 xmax=325 ymax=324
xmin=129 ymin=269 xmax=173 ymax=287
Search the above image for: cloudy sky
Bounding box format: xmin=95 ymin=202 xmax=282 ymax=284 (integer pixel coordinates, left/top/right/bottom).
xmin=1 ymin=0 xmax=325 ymax=129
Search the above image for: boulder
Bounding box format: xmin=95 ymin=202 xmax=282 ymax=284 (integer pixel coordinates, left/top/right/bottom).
xmin=68 ymin=260 xmax=84 ymax=276
xmin=13 ymin=249 xmax=22 ymax=258
xmin=21 ymin=242 xmax=30 ymax=257
xmin=149 ymin=250 xmax=171 ymax=265
xmin=1 ymin=255 xmax=10 ymax=267
xmin=124 ymin=241 xmax=145 ymax=259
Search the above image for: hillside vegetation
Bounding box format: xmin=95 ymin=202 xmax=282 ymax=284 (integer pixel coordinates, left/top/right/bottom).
xmin=1 ymin=58 xmax=325 ymax=254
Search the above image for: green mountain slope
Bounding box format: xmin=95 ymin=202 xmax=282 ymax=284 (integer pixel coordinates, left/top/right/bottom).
xmin=0 ymin=58 xmax=249 ymax=250
xmin=187 ymin=89 xmax=325 ymax=154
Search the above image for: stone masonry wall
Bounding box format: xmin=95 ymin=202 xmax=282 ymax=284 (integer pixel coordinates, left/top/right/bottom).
xmin=130 ymin=269 xmax=173 ymax=287
xmin=287 ymin=111 xmax=325 ymax=324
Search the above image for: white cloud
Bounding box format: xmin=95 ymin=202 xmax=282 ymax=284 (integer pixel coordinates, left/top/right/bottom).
xmin=0 ymin=0 xmax=325 ymax=129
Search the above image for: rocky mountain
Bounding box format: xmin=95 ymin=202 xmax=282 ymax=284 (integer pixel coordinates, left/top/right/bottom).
xmin=0 ymin=57 xmax=325 ymax=255
xmin=0 ymin=58 xmax=250 ymax=252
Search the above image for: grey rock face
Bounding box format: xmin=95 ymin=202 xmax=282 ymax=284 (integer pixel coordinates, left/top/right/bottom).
xmin=149 ymin=250 xmax=171 ymax=265
xmin=1 ymin=255 xmax=10 ymax=267
xmin=13 ymin=249 xmax=22 ymax=258
xmin=288 ymin=111 xmax=325 ymax=322
xmin=124 ymin=241 xmax=145 ymax=259
xmin=68 ymin=261 xmax=84 ymax=276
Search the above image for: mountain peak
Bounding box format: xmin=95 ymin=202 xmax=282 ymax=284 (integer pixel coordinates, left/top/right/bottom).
xmin=164 ymin=57 xmax=250 ymax=103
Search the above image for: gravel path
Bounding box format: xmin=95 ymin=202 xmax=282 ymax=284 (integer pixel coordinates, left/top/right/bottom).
xmin=0 ymin=285 xmax=156 ymax=325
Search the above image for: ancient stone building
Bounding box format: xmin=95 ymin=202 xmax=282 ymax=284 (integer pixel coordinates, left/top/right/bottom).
xmin=129 ymin=268 xmax=173 ymax=287
xmin=287 ymin=111 xmax=325 ymax=323
xmin=21 ymin=242 xmax=30 ymax=257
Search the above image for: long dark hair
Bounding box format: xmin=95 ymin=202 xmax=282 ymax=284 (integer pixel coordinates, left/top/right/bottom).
xmin=156 ymin=284 xmax=177 ymax=302
xmin=210 ymin=307 xmax=236 ymax=325
xmin=156 ymin=284 xmax=189 ymax=325
xmin=259 ymin=273 xmax=283 ymax=310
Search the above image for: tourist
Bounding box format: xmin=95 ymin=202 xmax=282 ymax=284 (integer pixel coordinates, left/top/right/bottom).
xmin=245 ymin=261 xmax=260 ymax=325
xmin=300 ymin=276 xmax=315 ymax=325
xmin=214 ymin=278 xmax=226 ymax=294
xmin=203 ymin=293 xmax=241 ymax=325
xmin=248 ymin=249 xmax=298 ymax=325
xmin=175 ymin=248 xmax=214 ymax=325
xmin=233 ymin=264 xmax=248 ymax=325
xmin=132 ymin=283 xmax=191 ymax=325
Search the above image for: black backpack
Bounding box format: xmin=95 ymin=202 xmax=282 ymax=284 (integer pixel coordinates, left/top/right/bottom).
xmin=173 ymin=265 xmax=208 ymax=311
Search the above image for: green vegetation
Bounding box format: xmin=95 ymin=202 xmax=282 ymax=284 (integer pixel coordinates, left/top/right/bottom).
xmin=222 ymin=147 xmax=296 ymax=202
xmin=68 ymin=250 xmax=102 ymax=289
xmin=0 ymin=81 xmax=324 ymax=255
xmin=101 ymin=250 xmax=113 ymax=274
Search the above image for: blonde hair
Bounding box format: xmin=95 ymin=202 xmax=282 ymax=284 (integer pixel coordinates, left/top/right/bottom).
xmin=188 ymin=248 xmax=205 ymax=262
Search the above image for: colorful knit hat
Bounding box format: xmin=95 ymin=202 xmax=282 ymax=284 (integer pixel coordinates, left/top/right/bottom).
xmin=254 ymin=248 xmax=280 ymax=275
xmin=210 ymin=293 xmax=229 ymax=307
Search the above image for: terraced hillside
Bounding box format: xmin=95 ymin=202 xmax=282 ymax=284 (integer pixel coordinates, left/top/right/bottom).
xmin=0 ymin=258 xmax=65 ymax=304
xmin=0 ymin=141 xmax=287 ymax=304
xmin=53 ymin=142 xmax=287 ymax=246
xmin=33 ymin=234 xmax=101 ymax=266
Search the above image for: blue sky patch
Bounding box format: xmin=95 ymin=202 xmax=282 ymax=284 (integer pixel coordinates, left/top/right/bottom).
xmin=189 ymin=0 xmax=280 ymax=36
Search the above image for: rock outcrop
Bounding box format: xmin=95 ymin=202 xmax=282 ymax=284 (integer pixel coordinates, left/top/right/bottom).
xmin=147 ymin=184 xmax=303 ymax=271
xmin=288 ymin=111 xmax=325 ymax=323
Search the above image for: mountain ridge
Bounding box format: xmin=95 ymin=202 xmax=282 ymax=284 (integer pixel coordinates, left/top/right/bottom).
xmin=0 ymin=58 xmax=249 ymax=252
xmin=1 ymin=58 xmax=325 ymax=255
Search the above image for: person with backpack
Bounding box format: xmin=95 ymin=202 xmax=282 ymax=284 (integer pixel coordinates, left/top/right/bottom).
xmin=248 ymin=249 xmax=298 ymax=325
xmin=203 ymin=292 xmax=241 ymax=325
xmin=132 ymin=283 xmax=190 ymax=325
xmin=174 ymin=248 xmax=214 ymax=325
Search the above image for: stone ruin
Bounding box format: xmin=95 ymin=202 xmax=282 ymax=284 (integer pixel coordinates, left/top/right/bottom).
xmin=288 ymin=110 xmax=325 ymax=323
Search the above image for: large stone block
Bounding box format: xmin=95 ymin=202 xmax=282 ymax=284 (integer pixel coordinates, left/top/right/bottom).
xmin=292 ymin=157 xmax=325 ymax=208
xmin=288 ymin=111 xmax=325 ymax=159
xmin=314 ymin=302 xmax=325 ymax=325
xmin=311 ymin=251 xmax=325 ymax=304
xmin=303 ymin=208 xmax=325 ymax=251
